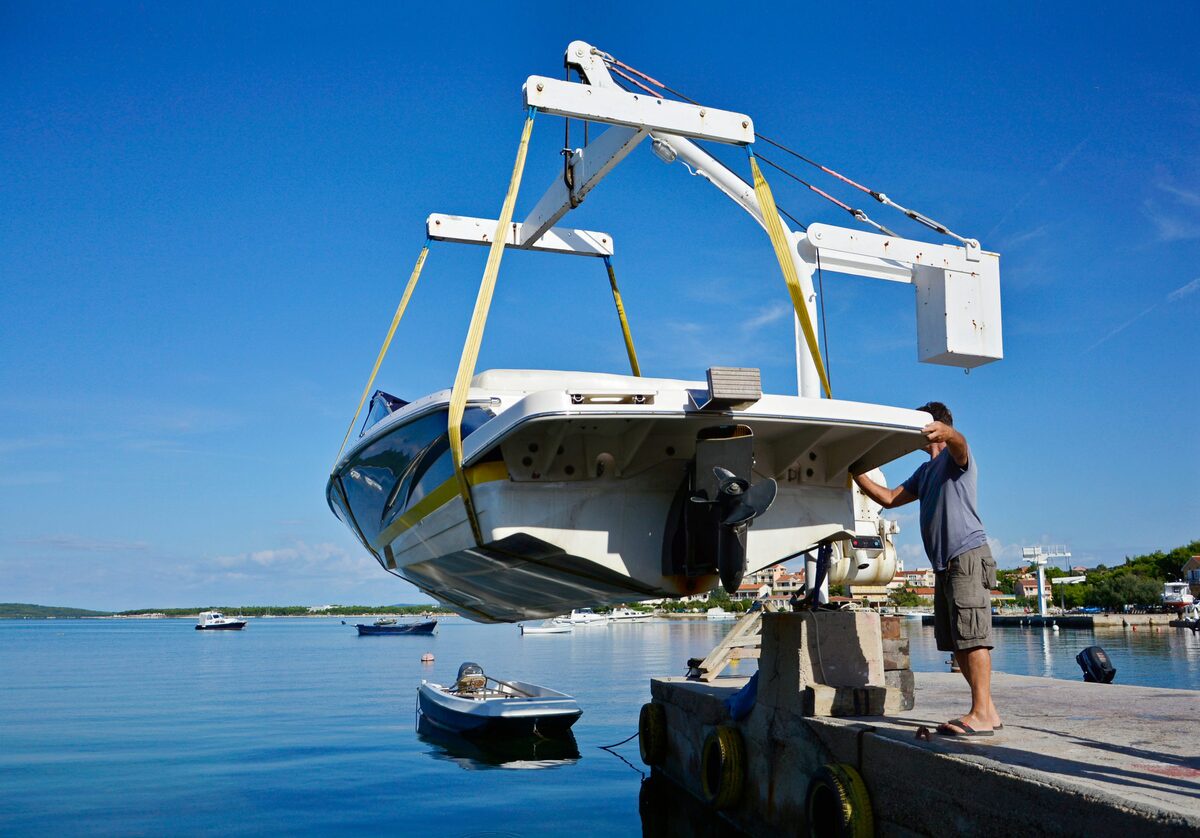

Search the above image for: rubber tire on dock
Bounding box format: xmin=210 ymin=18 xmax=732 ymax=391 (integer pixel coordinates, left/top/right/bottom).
xmin=638 ymin=702 xmax=667 ymax=766
xmin=700 ymin=725 xmax=745 ymax=810
xmin=805 ymin=762 xmax=873 ymax=838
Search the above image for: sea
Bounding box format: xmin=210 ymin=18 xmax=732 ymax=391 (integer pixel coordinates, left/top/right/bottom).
xmin=2 ymin=616 xmax=1197 ymax=836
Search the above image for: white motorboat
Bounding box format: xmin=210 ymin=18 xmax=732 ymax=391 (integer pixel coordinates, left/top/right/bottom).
xmin=417 ymin=663 xmax=582 ymax=737
xmin=608 ymin=607 xmax=652 ymax=623
xmin=195 ymin=610 xmax=246 ymax=631
xmin=552 ymin=608 xmax=608 ymax=626
xmin=520 ymin=620 xmax=572 ymax=635
xmin=1162 ymin=582 xmax=1195 ymax=610
xmin=325 ymin=41 xmax=1003 ymax=624
xmin=706 ymin=607 xmax=738 ymax=622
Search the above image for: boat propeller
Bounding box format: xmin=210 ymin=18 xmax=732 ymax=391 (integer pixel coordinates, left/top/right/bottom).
xmin=691 ymin=467 xmax=779 ymax=527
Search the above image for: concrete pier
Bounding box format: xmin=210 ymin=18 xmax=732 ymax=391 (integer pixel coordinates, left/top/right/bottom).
xmin=920 ymin=612 xmax=1183 ymax=629
xmin=645 ymin=612 xmax=1199 ymax=836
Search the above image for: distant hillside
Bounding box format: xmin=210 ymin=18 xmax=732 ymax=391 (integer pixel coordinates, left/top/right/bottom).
xmin=0 ymin=603 xmax=113 ymax=619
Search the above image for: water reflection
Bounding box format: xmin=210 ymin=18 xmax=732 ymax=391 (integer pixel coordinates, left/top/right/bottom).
xmin=415 ymin=716 xmax=580 ymax=770
xmin=639 ymin=775 xmax=743 ymax=838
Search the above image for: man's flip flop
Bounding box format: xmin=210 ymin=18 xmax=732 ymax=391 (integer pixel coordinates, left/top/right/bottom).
xmin=937 ymin=718 xmax=994 ymax=737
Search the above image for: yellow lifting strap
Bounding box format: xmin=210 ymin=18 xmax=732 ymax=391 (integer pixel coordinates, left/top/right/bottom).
xmin=331 ymin=242 xmax=431 ymax=472
xmin=603 ymin=256 xmax=641 ymax=376
xmin=447 ymin=108 xmax=537 ymax=546
xmin=747 ymin=153 xmax=833 ymax=399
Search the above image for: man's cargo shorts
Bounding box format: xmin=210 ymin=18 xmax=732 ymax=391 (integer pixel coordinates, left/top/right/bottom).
xmin=933 ymin=544 xmax=997 ymax=652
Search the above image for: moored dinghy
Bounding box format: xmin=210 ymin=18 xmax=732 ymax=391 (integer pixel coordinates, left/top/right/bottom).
xmin=417 ymin=662 xmax=581 ymax=738
xmin=354 ymin=619 xmax=437 ymax=636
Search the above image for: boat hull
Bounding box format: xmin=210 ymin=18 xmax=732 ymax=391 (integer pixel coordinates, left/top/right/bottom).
xmin=328 ymin=370 xmax=928 ymax=622
xmin=195 ymin=622 xmax=246 ymax=630
xmin=354 ymin=620 xmax=437 ymax=635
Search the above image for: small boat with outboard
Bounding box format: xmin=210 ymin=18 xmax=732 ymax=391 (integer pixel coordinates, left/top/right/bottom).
xmin=354 ymin=619 xmax=437 ymax=636
xmin=195 ymin=610 xmax=247 ymax=631
xmin=417 ymin=662 xmax=582 ymax=737
xmin=520 ymin=620 xmax=571 ymax=635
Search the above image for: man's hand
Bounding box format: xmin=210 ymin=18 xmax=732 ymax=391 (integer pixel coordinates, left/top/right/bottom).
xmin=923 ymin=421 xmax=969 ymax=467
xmin=922 ymin=421 xmax=955 ymax=445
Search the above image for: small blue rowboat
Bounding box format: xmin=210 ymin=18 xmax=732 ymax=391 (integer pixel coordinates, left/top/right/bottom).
xmin=354 ymin=619 xmax=437 ymax=636
xmin=417 ymin=662 xmax=581 ymax=738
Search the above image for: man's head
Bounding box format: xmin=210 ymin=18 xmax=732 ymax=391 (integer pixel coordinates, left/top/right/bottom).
xmin=916 ymin=401 xmax=953 ymax=426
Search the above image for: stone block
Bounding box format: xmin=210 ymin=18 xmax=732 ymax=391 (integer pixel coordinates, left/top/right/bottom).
xmin=884 ymin=670 xmax=916 ymax=711
xmin=881 ymin=614 xmax=903 ymax=640
xmin=804 ymin=684 xmax=888 ymax=717
xmin=883 ymin=638 xmax=911 ymax=671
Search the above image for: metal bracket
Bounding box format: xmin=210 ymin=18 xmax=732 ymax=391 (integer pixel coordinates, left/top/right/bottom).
xmin=426 ymin=213 xmax=613 ymax=258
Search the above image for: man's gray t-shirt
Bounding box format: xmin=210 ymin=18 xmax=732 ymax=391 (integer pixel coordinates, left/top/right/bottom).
xmin=901 ymin=448 xmax=988 ymax=571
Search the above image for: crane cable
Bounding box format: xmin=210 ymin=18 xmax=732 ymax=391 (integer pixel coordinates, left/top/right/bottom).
xmin=753 ymin=132 xmax=978 ymax=247
xmin=447 ymin=107 xmax=537 ymax=546
xmin=331 ymin=241 xmax=432 ymax=472
xmin=755 ymin=153 xmax=896 ymax=237
xmin=599 ymin=50 xmax=977 ymax=248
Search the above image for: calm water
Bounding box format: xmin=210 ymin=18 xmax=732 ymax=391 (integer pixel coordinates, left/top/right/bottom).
xmin=1 ymin=617 xmax=1197 ymax=836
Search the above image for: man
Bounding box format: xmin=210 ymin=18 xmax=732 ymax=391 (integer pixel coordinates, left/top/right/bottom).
xmin=852 ymin=402 xmax=1001 ymax=736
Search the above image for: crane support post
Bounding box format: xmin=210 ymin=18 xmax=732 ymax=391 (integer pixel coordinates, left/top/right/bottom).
xmin=427 ymin=214 xmax=613 ymax=257
xmin=523 ymin=77 xmax=754 ymax=144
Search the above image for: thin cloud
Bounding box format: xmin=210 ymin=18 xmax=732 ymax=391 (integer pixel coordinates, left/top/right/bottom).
xmin=1167 ymin=277 xmax=1200 ymax=301
xmin=1086 ymin=277 xmax=1199 ymax=352
xmin=742 ymin=304 xmax=791 ymax=330
xmin=15 ymin=535 xmax=150 ymax=552
xmin=1141 ymin=199 xmax=1200 ymax=242
xmin=985 ymin=137 xmax=1088 ymax=240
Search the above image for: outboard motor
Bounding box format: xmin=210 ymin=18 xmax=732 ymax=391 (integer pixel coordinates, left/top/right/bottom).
xmin=662 ymin=424 xmax=778 ymax=594
xmin=1075 ymin=646 xmax=1116 ymax=683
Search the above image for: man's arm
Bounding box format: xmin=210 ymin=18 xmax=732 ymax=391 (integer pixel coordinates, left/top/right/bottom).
xmin=922 ymin=421 xmax=969 ymax=468
xmin=853 ymin=472 xmax=917 ymax=509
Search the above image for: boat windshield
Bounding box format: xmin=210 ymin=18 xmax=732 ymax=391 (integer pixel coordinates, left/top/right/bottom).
xmin=359 ymin=390 xmax=409 ymax=438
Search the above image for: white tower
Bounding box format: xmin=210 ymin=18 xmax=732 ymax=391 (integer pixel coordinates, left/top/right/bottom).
xmin=1021 ymin=545 xmax=1072 ymax=618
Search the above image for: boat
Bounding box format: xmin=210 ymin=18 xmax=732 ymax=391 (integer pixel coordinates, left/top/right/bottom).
xmin=706 ymin=607 xmax=738 ymax=622
xmin=354 ymin=619 xmax=437 ymax=636
xmin=373 ymin=617 xmax=398 ymax=626
xmin=195 ymin=610 xmax=247 ymax=631
xmin=553 ymin=608 xmax=608 ymax=626
xmin=325 ymin=41 xmax=1003 ymax=624
xmin=608 ymin=607 xmax=652 ymax=623
xmin=1161 ymin=582 xmax=1195 ymax=610
xmin=417 ymin=662 xmax=582 ymax=737
xmin=520 ymin=620 xmax=572 ymax=635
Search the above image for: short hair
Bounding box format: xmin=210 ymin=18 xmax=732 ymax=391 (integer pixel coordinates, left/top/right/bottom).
xmin=916 ymin=401 xmax=953 ymax=426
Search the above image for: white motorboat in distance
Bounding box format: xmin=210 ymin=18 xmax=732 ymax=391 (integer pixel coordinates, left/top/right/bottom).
xmin=608 ymin=607 xmax=652 ymax=622
xmin=553 ymin=608 xmax=608 ymax=626
xmin=195 ymin=610 xmax=247 ymax=631
xmin=418 ymin=663 xmax=582 ymax=737
xmin=520 ymin=620 xmax=572 ymax=635
xmin=1162 ymin=582 xmax=1195 ymax=610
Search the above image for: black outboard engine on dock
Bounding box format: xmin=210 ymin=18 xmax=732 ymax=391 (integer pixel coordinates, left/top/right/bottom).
xmin=1076 ymin=646 xmax=1116 ymax=683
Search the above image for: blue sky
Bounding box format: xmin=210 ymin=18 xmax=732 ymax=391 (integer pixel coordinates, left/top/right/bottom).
xmin=2 ymin=3 xmax=1197 ymax=610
